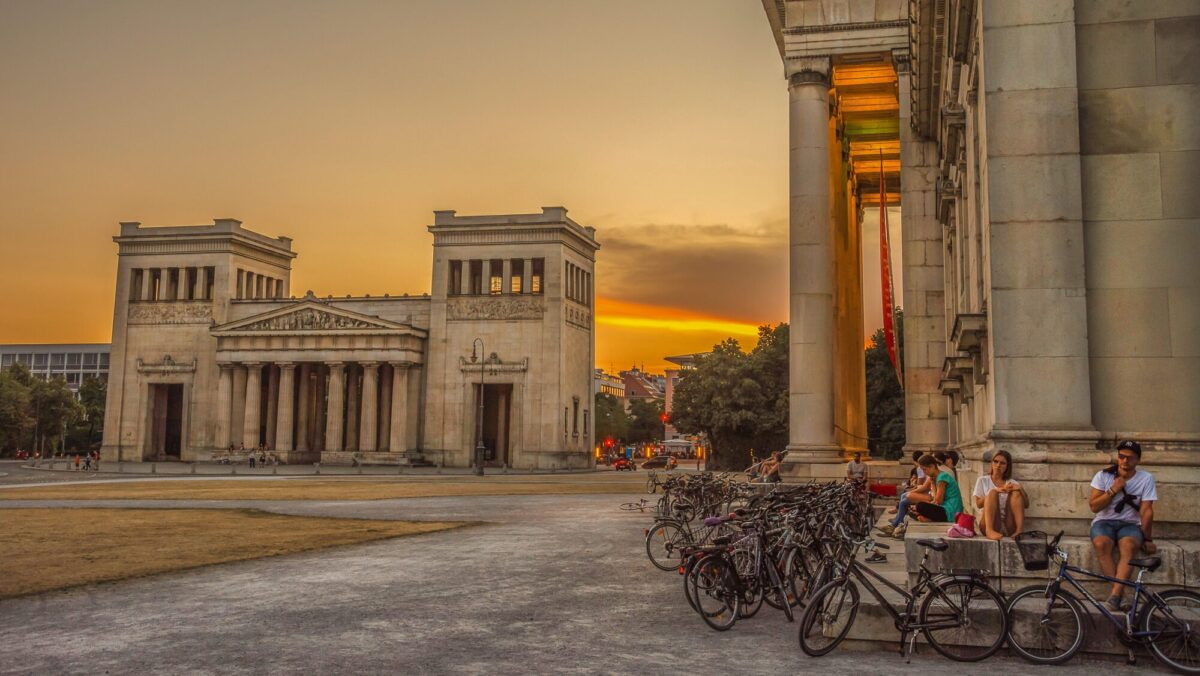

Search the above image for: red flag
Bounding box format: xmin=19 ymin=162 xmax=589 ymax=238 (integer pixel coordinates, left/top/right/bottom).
xmin=880 ymin=151 xmax=903 ymax=386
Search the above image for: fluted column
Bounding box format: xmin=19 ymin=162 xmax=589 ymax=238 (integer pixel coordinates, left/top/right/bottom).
xmin=359 ymin=362 xmax=380 ymax=451
xmin=216 ymin=363 xmax=234 ymax=449
xmin=377 ymin=364 xmax=392 ymax=451
xmin=502 ymin=259 xmax=513 ymax=294
xmin=313 ymin=364 xmax=327 ymax=451
xmin=345 ymin=365 xmax=360 ymax=450
xmin=295 ymin=364 xmax=311 ymax=452
xmin=242 ymin=363 xmax=262 ymax=449
xmin=460 ymin=261 xmax=471 ymax=295
xmin=324 ymin=362 xmax=346 ymax=451
xmin=482 ymin=260 xmax=492 ymax=294
xmin=389 ymin=364 xmax=409 ymax=453
xmin=231 ymin=364 xmax=247 ymax=447
xmin=275 ymin=363 xmax=295 ymax=452
xmin=522 ymin=258 xmax=532 ymax=294
xmin=265 ymin=364 xmax=279 ymax=449
xmin=786 ymin=59 xmax=839 ymax=459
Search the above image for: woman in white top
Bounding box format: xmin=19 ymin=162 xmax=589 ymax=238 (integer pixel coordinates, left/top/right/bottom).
xmin=973 ymin=450 xmax=1029 ymax=540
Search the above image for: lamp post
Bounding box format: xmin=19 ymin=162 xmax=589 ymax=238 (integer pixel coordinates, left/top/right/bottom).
xmin=469 ymin=338 xmax=486 ymax=476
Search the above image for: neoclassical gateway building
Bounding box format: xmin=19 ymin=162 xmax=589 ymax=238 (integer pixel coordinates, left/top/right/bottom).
xmin=99 ymin=208 xmax=598 ymax=469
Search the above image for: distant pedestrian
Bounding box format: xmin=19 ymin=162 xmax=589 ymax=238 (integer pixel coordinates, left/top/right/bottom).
xmin=83 ymin=454 xmax=91 ymax=471
xmin=92 ymin=451 xmax=101 ymax=472
xmin=74 ymin=454 xmax=81 ymax=470
xmin=249 ymin=454 xmax=256 ymax=468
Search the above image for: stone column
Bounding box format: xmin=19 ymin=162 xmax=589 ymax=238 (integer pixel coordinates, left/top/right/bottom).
xmin=231 ymin=364 xmax=247 ymax=448
xmin=346 ymin=365 xmax=360 ymax=450
xmin=359 ymin=362 xmax=380 ymax=451
xmin=389 ymin=364 xmax=409 ymax=453
xmin=242 ymin=363 xmax=262 ymax=449
xmin=140 ymin=268 xmax=152 ymax=301
xmin=265 ymin=364 xmax=279 ymax=449
xmin=482 ymin=260 xmax=492 ymax=294
xmin=522 ymin=259 xmax=532 ymax=295
xmin=502 ymin=259 xmax=513 ymax=295
xmin=313 ymin=364 xmax=327 ymax=451
xmin=377 ymin=364 xmax=392 ymax=451
xmin=197 ymin=266 xmax=208 ymax=300
xmin=324 ymin=362 xmax=346 ymax=451
xmin=460 ymin=262 xmax=471 ymax=295
xmin=295 ymin=364 xmax=311 ymax=452
xmin=786 ymin=59 xmax=839 ymax=460
xmin=216 ymin=363 xmax=234 ymax=449
xmin=275 ymin=363 xmax=295 ymax=452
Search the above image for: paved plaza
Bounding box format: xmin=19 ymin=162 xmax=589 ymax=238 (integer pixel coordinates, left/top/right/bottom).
xmin=0 ymin=474 xmax=1127 ymax=675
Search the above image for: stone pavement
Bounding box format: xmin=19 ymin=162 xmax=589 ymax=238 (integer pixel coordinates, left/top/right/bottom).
xmin=0 ymin=490 xmax=1132 ymax=675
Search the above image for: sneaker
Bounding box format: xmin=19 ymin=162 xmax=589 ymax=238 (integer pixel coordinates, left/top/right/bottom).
xmin=1105 ymin=596 xmax=1128 ymax=613
xmin=878 ymin=524 xmax=895 ymax=536
xmin=892 ymin=524 xmax=907 ymax=540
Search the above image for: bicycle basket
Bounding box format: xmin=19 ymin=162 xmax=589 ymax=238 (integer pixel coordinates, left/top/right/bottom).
xmin=1016 ymin=530 xmax=1050 ymax=571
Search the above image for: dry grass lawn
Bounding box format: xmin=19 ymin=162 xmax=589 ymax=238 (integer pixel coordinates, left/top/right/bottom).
xmin=0 ymin=508 xmax=466 ymax=599
xmin=0 ymin=477 xmax=641 ymax=502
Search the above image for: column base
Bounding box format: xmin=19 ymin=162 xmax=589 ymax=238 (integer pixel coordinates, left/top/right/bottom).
xmin=781 ymin=444 xmax=847 ymax=480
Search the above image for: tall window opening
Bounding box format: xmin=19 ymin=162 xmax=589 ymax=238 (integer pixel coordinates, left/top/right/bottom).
xmin=510 ymin=259 xmax=524 ymax=293
xmin=531 ymin=258 xmax=544 ymax=295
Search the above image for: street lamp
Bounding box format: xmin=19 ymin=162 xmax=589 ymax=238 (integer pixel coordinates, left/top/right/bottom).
xmin=469 ymin=338 xmax=486 ymax=476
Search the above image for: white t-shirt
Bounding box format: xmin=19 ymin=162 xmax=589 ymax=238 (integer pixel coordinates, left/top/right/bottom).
xmin=847 ymin=461 xmax=867 ymax=480
xmin=1091 ymin=468 xmax=1157 ymax=525
xmin=973 ymin=475 xmax=1019 ymax=510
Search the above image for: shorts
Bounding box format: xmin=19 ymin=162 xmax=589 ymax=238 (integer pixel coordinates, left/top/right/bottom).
xmin=914 ymin=502 xmax=949 ymax=523
xmin=1090 ymin=519 xmax=1144 ymax=544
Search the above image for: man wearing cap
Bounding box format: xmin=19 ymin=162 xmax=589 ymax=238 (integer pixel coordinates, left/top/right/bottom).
xmin=1088 ymin=440 xmax=1158 ymax=611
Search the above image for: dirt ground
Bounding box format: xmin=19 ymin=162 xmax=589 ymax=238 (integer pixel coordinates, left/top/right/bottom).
xmin=0 ymin=508 xmax=466 ymax=598
xmin=0 ymin=476 xmax=645 ymax=501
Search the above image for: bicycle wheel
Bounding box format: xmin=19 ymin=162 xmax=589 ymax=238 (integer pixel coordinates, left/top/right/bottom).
xmin=739 ymin=585 xmax=765 ymax=619
xmin=645 ymin=522 xmax=686 ymax=571
xmin=798 ymin=578 xmax=859 ymax=656
xmin=919 ymin=578 xmax=1008 ymax=661
xmin=691 ymin=555 xmax=741 ymax=631
xmin=1142 ymin=588 xmax=1200 ymax=674
xmin=619 ymin=502 xmax=644 ymax=511
xmin=1005 ymin=584 xmax=1086 ymax=665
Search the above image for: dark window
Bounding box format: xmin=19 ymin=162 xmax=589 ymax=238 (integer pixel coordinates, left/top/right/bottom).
xmin=532 ymin=258 xmax=545 ymax=295
xmin=449 ymin=260 xmax=463 ymax=295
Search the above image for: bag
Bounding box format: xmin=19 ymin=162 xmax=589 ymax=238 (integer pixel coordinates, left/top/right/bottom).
xmin=947 ymin=512 xmax=975 ymax=538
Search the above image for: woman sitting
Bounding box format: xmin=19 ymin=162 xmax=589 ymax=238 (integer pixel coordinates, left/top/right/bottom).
xmin=911 ymin=453 xmax=964 ymax=524
xmin=972 ymin=449 xmax=1028 ymax=540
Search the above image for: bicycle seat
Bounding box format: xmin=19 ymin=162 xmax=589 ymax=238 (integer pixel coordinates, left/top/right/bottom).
xmin=1129 ymin=556 xmax=1161 ymax=572
xmin=916 ymin=538 xmax=949 ymax=552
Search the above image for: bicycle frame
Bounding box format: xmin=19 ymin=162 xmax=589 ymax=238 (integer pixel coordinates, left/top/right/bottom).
xmin=1046 ymin=556 xmax=1172 ymax=641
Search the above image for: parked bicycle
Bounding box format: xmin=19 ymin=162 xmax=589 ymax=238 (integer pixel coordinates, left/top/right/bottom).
xmin=1006 ymin=530 xmax=1200 ymax=673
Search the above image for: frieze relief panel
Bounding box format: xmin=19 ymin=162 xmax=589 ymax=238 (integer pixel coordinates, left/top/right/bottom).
xmin=447 ymin=296 xmax=545 ymax=321
xmin=236 ymin=307 xmax=383 ymax=331
xmin=128 ymin=302 xmax=213 ymax=325
xmin=566 ymin=307 xmax=591 ymax=330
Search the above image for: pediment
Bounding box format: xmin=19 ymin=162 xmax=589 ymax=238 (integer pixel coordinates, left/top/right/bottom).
xmin=213 ymin=300 xmax=411 ymax=333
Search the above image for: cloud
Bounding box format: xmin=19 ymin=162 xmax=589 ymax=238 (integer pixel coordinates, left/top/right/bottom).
xmin=596 ymin=219 xmax=788 ymax=324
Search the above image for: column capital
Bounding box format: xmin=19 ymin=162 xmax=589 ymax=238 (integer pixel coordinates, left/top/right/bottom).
xmin=277 ymin=362 xmax=295 ymax=370
xmin=787 ymin=56 xmax=832 ymax=87
xmin=243 ymin=361 xmax=262 ymax=368
xmin=325 ymin=360 xmax=345 ymax=368
xmin=360 ymin=361 xmax=380 ymax=369
xmin=388 ymin=361 xmax=410 ymax=370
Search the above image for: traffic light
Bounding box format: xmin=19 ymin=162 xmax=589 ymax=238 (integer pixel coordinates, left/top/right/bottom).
xmin=660 ymin=413 xmax=669 ymax=423
xmin=604 ymin=437 xmax=614 ymax=448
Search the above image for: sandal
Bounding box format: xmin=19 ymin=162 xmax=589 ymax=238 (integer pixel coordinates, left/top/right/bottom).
xmin=865 ymin=552 xmax=887 ymax=564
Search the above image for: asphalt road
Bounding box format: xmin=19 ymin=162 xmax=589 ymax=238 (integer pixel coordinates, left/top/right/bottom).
xmin=0 ymin=490 xmax=1132 ymax=675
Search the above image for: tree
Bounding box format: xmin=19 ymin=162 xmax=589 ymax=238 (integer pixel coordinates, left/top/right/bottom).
xmin=866 ymin=309 xmax=906 ymax=459
xmin=72 ymin=376 xmax=106 ymax=450
xmin=0 ymin=367 xmax=32 ymax=454
xmin=669 ymin=324 xmax=790 ymax=470
xmin=626 ymin=397 xmax=665 ymax=444
xmin=593 ymin=392 xmax=629 ymax=446
xmin=29 ymin=376 xmax=83 ymax=454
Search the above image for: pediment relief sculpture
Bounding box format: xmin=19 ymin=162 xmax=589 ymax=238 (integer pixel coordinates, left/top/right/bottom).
xmin=235 ymin=307 xmax=386 ymax=331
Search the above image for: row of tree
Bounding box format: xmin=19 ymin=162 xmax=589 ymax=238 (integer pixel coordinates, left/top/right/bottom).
xmin=593 ymin=393 xmax=665 ymax=447
xmin=0 ymin=363 xmax=105 ymax=456
xmin=668 ymin=313 xmax=906 ymax=470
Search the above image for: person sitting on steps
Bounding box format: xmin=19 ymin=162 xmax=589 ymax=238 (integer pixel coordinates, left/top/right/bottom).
xmin=973 ymin=449 xmax=1028 ymax=540
xmin=910 ymin=453 xmax=963 ymax=524
xmin=879 ymin=452 xmax=934 ymax=538
xmin=1088 ymin=439 xmax=1157 ymax=612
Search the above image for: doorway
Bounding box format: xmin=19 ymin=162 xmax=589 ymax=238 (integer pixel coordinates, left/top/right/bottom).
xmin=149 ymin=383 xmax=184 ymax=459
xmin=474 ymin=383 xmax=512 ymax=467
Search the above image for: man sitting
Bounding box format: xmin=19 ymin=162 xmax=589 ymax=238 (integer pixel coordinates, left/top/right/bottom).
xmin=1088 ymin=440 xmax=1157 ymax=612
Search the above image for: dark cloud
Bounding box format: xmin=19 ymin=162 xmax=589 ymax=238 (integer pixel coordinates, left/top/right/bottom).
xmin=597 ymin=220 xmax=788 ymax=323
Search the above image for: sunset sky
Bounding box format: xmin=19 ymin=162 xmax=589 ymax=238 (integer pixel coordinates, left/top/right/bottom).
xmin=0 ymin=0 xmax=901 ymax=374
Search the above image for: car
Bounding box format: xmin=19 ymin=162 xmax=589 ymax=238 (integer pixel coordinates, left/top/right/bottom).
xmin=612 ymin=457 xmax=636 ymax=471
xmin=641 ymin=455 xmax=678 ymax=470
xmin=14 ymin=450 xmax=29 ymax=460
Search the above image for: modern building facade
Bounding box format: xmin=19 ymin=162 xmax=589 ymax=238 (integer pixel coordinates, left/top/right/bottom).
xmin=0 ymin=344 xmax=110 ymax=392
xmin=761 ymin=1 xmax=1200 ymax=534
xmin=99 ymin=208 xmax=599 ymax=468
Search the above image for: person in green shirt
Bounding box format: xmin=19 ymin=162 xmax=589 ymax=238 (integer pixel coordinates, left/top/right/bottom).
xmin=912 ymin=454 xmax=963 ymax=523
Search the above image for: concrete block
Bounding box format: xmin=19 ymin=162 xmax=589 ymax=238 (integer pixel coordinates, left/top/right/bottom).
xmin=982 ymin=0 xmax=1073 ymax=27
xmin=874 ymin=0 xmax=904 ymax=22
xmin=1075 ymin=0 xmax=1200 ymax=25
xmin=991 ymin=288 xmax=1089 ymax=357
xmin=1083 ymin=219 xmax=1200 ymax=289
xmin=1154 ymin=17 xmax=1200 ymax=88
xmin=924 ymin=241 xmax=943 ymax=267
xmin=1079 ymin=84 xmax=1200 ymax=155
xmin=989 ymin=221 xmax=1087 ymax=290
xmin=1081 ymin=153 xmax=1163 ymax=221
xmin=1087 ymin=287 xmax=1173 ymax=357
xmin=1161 ymin=150 xmax=1200 ymax=218
xmin=1170 ymin=287 xmax=1200 ymax=357
xmin=983 ymin=22 xmax=1078 ymax=93
xmin=992 ymin=355 xmax=1093 ymax=427
xmin=1089 ymin=356 xmax=1200 ymax=433
xmin=1076 ymin=20 xmax=1158 ymax=90
xmin=986 ymin=155 xmax=1083 ymax=223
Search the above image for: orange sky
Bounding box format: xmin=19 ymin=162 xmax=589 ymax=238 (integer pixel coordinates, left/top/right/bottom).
xmin=0 ymin=1 xmax=902 ymax=375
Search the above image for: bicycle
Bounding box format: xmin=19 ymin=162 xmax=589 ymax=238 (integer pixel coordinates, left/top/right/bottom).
xmin=799 ymin=536 xmax=1008 ymax=662
xmin=619 ymin=499 xmax=653 ymax=512
xmin=1006 ymin=530 xmax=1200 ymax=673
